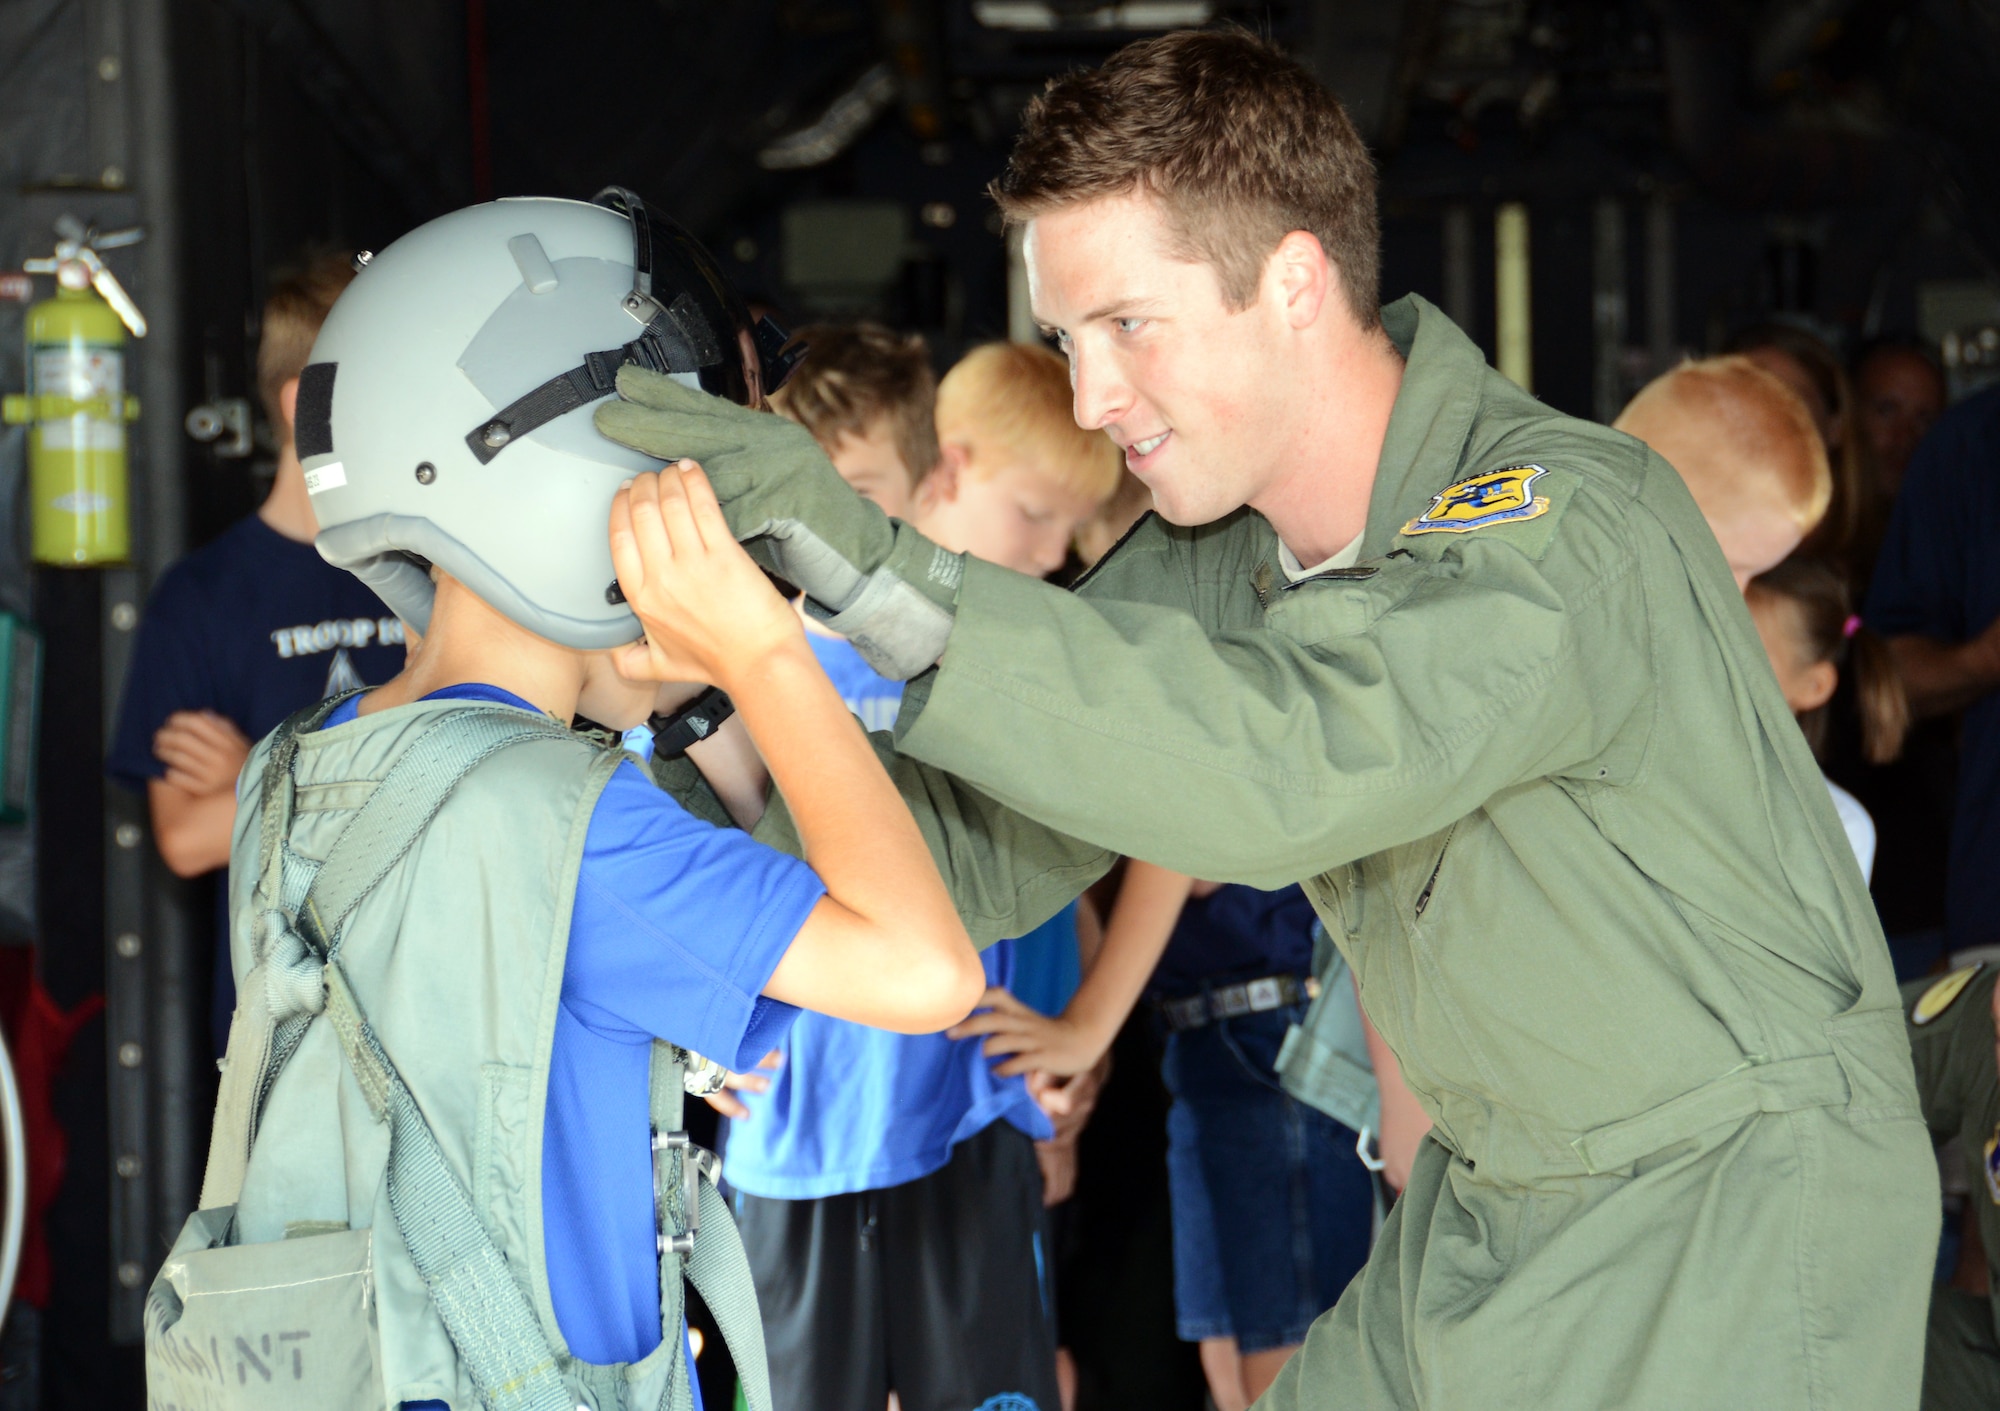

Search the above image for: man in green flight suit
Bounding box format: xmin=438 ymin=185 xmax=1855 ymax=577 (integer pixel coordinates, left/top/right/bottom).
xmin=599 ymin=27 xmax=1936 ymax=1410
xmin=1904 ymin=963 xmax=2000 ymax=1409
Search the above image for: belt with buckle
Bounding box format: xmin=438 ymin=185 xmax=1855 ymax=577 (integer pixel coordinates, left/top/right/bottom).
xmin=1159 ymin=973 xmax=1316 ymax=1032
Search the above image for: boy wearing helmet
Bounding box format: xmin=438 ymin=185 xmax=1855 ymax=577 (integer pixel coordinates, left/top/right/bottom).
xmin=144 ymin=193 xmax=983 ymax=1411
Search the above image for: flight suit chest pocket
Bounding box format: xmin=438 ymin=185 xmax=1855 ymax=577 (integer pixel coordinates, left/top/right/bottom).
xmin=1261 ymin=558 xmax=1425 ymax=649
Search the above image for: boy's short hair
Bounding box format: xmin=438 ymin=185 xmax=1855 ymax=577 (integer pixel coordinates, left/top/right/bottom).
xmin=257 ymin=251 xmax=357 ymax=439
xmin=991 ymin=27 xmax=1380 ymax=326
xmin=1615 ymin=354 xmax=1832 ymax=540
xmin=935 ymin=342 xmax=1122 ymax=504
xmin=770 ymin=322 xmax=941 ymax=489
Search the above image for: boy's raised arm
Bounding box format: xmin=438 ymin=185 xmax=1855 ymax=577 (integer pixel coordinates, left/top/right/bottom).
xmin=610 ymin=463 xmax=985 ymax=1034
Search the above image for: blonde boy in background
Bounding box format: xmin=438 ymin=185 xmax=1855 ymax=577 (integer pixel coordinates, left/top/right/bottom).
xmin=1614 ymin=354 xmax=1831 ymax=588
xmin=1615 ymin=355 xmax=1882 ymax=874
xmin=717 ymin=334 xmax=1118 ymax=1411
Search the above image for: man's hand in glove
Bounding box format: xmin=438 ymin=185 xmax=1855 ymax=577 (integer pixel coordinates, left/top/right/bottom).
xmin=594 ymin=365 xmax=963 ymax=680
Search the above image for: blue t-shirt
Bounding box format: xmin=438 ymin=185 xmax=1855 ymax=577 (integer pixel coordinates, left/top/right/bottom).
xmin=1867 ymin=385 xmax=2000 ymax=952
xmin=320 ymin=685 xmax=820 ymax=1379
xmin=107 ymin=513 xmax=408 ymax=1049
xmin=722 ymin=634 xmax=1054 ymax=1200
xmin=1010 ymin=910 xmax=1083 ymax=1017
xmin=1146 ymin=883 xmax=1317 ymax=1000
xmin=806 ymin=628 xmax=903 ymax=732
xmin=721 ymin=916 xmax=1062 ymax=1199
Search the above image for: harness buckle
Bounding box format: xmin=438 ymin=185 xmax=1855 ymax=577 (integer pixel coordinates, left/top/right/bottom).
xmin=651 ymin=1129 xmax=720 ymax=1260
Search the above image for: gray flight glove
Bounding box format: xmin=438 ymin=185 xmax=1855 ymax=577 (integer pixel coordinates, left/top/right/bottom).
xmin=594 ymin=365 xmax=963 ymax=680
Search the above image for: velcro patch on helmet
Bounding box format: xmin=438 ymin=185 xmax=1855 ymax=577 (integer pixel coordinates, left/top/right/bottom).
xmin=664 ymin=292 xmax=721 ymax=367
xmin=295 ymin=362 xmax=337 ymax=458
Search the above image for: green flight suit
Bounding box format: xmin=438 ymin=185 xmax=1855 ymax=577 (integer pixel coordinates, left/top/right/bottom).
xmin=1902 ymin=963 xmax=2000 ymax=1410
xmin=710 ymin=293 xmax=1934 ymax=1408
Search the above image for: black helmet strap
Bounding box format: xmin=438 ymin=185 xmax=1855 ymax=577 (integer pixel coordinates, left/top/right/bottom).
xmin=462 ymin=188 xmax=789 ymax=464
xmin=462 ymin=319 xmax=704 ymax=466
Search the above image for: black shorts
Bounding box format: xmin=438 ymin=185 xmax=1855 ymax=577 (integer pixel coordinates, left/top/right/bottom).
xmin=730 ymin=1120 xmax=1060 ymax=1411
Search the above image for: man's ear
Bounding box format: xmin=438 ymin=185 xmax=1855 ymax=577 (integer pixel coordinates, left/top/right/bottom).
xmin=279 ymin=376 xmax=300 ymax=436
xmin=1270 ymin=230 xmax=1333 ymax=330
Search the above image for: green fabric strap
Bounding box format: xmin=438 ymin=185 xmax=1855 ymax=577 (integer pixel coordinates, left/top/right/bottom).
xmin=283 ymin=706 xmax=578 ymax=1411
xmin=684 ymin=1179 xmax=772 ymax=1411
xmin=646 ymin=1045 xmax=774 ymax=1411
xmin=295 ymin=707 xmax=576 ymax=955
xmin=325 ymin=965 xmax=574 ymax=1411
xmin=231 ymin=701 xmax=779 ymax=1411
xmin=255 ymin=708 xmax=572 ymax=1155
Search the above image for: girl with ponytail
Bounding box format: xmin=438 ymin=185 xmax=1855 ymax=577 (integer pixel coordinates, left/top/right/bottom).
xmin=1746 ymin=556 xmax=1910 ymax=878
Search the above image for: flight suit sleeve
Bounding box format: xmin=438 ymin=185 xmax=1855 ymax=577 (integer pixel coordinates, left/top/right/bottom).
xmin=1901 ymin=967 xmax=1999 ymax=1139
xmin=725 ymin=516 xmax=1213 ymax=946
xmin=749 ymin=734 xmax=1115 ymax=948
xmin=892 ymin=500 xmax=1650 ymax=891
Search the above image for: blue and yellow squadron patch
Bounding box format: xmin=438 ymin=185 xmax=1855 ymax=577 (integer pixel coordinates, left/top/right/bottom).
xmin=1403 ymin=465 xmax=1552 ymax=536
xmin=1985 ymin=1127 xmax=2000 ymax=1205
xmin=1911 ymin=963 xmax=1985 ymax=1026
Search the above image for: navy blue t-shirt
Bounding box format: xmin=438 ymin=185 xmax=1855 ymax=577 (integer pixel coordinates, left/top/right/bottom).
xmin=106 ymin=513 xmax=407 ymax=1046
xmin=1867 ymin=384 xmax=2000 ymax=952
xmin=1147 ymin=883 xmax=1317 ymax=1000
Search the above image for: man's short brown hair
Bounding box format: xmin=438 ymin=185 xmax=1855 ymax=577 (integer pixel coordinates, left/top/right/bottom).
xmin=770 ymin=322 xmax=941 ymax=488
xmin=258 ymin=251 xmax=356 ymax=442
xmin=992 ymin=27 xmax=1380 ymax=325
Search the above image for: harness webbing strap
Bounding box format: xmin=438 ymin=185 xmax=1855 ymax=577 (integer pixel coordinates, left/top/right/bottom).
xmin=686 ymin=1178 xmax=772 ymax=1411
xmin=205 ymin=701 xmax=780 ymax=1410
xmin=325 ymin=965 xmax=575 ymax=1411
xmin=263 ymin=708 xmax=570 ymax=1162
xmin=295 ymin=708 xmax=574 ymax=953
xmin=649 ymin=1044 xmax=696 ymax=1411
xmin=644 ymin=1044 xmax=774 ymax=1411
xmin=199 ymin=695 xmax=352 ymax=1212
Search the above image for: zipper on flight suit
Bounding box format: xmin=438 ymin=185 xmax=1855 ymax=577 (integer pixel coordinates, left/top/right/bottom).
xmin=1414 ymin=822 xmax=1459 ymax=920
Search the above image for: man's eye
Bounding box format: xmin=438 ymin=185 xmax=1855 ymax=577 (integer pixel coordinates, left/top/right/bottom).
xmin=1048 ymin=329 xmax=1072 ymax=352
xmin=1116 ymin=318 xmax=1147 ymax=335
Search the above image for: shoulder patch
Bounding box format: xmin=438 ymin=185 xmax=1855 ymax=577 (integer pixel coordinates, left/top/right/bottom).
xmin=1402 ymin=465 xmax=1551 ymax=536
xmin=1911 ymin=963 xmax=1985 ymax=1027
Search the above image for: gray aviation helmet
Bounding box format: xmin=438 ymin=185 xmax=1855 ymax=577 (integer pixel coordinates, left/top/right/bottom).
xmin=296 ymin=189 xmax=799 ymax=648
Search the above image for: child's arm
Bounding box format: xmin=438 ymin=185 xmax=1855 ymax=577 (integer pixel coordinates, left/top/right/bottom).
xmin=611 ymin=463 xmax=983 ymax=1034
xmin=1359 ymin=1002 xmax=1431 ymax=1192
xmin=948 ymin=859 xmax=1194 ymax=1075
xmin=146 ymin=709 xmax=252 ymax=877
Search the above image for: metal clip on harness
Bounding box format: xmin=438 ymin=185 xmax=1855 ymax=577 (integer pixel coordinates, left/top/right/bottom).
xmin=652 ymin=1129 xmax=721 ymax=1259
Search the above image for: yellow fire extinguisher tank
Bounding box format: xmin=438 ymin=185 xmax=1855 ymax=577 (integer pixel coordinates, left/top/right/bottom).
xmin=3 ymin=276 xmax=139 ymax=565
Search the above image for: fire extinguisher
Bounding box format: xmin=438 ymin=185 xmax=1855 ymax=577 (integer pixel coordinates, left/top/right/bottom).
xmin=2 ymin=217 xmax=147 ymax=566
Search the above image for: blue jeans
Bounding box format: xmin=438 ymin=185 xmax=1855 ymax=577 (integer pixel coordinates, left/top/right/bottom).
xmin=1160 ymin=1002 xmax=1374 ymax=1353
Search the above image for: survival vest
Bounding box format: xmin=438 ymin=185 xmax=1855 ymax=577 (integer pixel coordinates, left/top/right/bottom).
xmin=144 ymin=696 xmax=771 ymax=1411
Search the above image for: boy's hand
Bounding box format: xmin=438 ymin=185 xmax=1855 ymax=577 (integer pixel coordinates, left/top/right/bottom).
xmin=595 ymin=366 xmax=961 ymax=679
xmin=1035 ymin=1136 xmax=1078 ymax=1207
xmin=1028 ymin=1061 xmax=1106 ymax=1141
xmin=608 ymin=462 xmax=803 ymax=689
xmin=700 ymin=1049 xmax=783 ymax=1121
xmin=949 ymin=986 xmax=1112 ymax=1078
xmin=152 ymin=710 xmax=252 ymax=797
